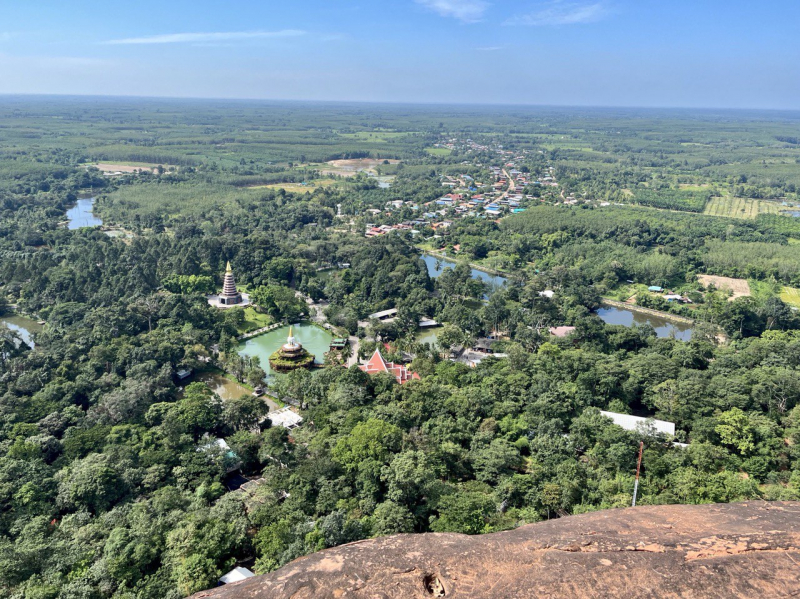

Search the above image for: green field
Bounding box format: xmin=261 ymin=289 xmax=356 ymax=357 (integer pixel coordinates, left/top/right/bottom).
xmin=703 ymin=196 xmax=782 ymax=219
xmin=780 ymin=286 xmax=800 ymax=308
xmin=425 ymin=147 xmax=452 ymax=156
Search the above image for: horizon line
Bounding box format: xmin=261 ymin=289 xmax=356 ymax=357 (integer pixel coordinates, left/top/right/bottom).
xmin=0 ymin=92 xmax=799 ymax=114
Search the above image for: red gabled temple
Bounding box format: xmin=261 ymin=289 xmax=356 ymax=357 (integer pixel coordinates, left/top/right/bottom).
xmin=359 ymin=349 xmax=420 ymax=384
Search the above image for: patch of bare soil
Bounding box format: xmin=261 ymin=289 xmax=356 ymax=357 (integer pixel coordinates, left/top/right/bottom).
xmin=697 ymin=275 xmax=751 ymax=300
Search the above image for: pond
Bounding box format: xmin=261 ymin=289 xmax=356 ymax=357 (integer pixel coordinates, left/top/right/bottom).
xmin=192 ymin=370 xmax=280 ymax=410
xmin=237 ymin=322 xmax=333 ymax=380
xmin=0 ymin=314 xmax=43 ymax=348
xmin=66 ymin=197 xmax=103 ymax=229
xmin=372 ymin=175 xmax=395 ymax=189
xmin=416 ymin=327 xmax=439 ymax=347
xmin=422 ymin=254 xmax=507 ymax=297
xmin=597 ymin=305 xmax=693 ymax=341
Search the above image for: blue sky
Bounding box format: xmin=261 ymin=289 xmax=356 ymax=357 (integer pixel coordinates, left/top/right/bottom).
xmin=0 ymin=0 xmax=798 ymax=109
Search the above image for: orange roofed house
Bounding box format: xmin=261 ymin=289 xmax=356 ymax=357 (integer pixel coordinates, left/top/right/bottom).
xmin=359 ymin=349 xmax=420 ymax=384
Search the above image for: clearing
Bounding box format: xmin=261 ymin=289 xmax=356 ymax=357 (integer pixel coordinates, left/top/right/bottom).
xmin=251 ymin=179 xmax=337 ymax=193
xmin=320 ymin=158 xmax=400 ymax=177
xmin=89 ymin=162 xmax=165 ymax=174
xmin=703 ymin=196 xmax=782 ymax=219
xmin=425 ymin=147 xmax=452 ymax=156
xmin=698 ymin=275 xmax=751 ymax=300
xmin=780 ymin=286 xmax=800 ymax=308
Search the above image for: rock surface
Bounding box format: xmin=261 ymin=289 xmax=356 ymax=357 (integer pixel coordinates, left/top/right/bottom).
xmin=192 ymin=501 xmax=800 ymax=599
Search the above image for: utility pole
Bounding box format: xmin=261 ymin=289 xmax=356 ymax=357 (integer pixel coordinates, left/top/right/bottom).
xmin=632 ymin=441 xmax=644 ymax=507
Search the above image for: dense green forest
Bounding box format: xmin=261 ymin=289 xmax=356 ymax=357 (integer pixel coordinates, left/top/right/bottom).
xmin=3 ymin=98 xmax=800 ymax=598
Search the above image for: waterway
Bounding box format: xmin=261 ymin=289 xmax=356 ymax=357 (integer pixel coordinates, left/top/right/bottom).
xmin=422 ymin=254 xmax=507 ymax=296
xmin=597 ymin=306 xmax=693 ymax=341
xmin=66 ymin=197 xmax=103 ymax=229
xmin=237 ymin=322 xmax=333 ymax=380
xmin=0 ymin=314 xmax=43 ymax=348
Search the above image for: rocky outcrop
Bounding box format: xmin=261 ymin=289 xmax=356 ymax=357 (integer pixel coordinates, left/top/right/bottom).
xmin=192 ymin=502 xmax=800 ymax=599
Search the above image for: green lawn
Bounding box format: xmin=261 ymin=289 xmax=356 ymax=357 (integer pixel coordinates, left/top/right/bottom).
xmin=236 ymin=306 xmax=273 ymax=334
xmin=425 ymin=147 xmax=452 ymax=156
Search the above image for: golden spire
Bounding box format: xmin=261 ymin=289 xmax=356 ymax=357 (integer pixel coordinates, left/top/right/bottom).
xmin=288 ymin=325 xmax=293 ymax=340
xmin=225 ymin=261 xmax=232 ymax=273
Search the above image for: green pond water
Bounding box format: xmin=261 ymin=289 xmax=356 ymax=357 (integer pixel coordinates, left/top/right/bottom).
xmin=416 ymin=328 xmax=439 ymax=347
xmin=237 ymin=323 xmax=333 ymax=380
xmin=1 ymin=315 xmax=44 ymax=348
xmin=191 ymin=371 xmax=280 ymax=410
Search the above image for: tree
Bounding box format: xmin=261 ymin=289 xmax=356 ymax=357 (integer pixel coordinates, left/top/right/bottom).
xmin=332 ymin=419 xmax=403 ymax=471
xmin=223 ymin=394 xmax=268 ymax=432
xmin=715 ymin=408 xmax=755 ymax=455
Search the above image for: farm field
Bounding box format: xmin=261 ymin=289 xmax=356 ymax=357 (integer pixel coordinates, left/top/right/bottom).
xmin=89 ymin=162 xmax=165 ymax=173
xmin=254 ymin=179 xmax=338 ymax=193
xmin=697 ymin=274 xmax=751 ymax=299
xmin=425 ymin=147 xmax=452 ymax=156
xmin=703 ymin=196 xmax=782 ymax=219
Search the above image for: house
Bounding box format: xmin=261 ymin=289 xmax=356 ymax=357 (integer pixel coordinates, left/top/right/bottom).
xmin=329 ymin=338 xmax=348 ymax=351
xmin=648 ymin=286 xmax=664 ymax=292
xmin=359 ymin=349 xmax=420 ymax=384
xmin=367 ymin=308 xmax=398 ymax=322
xmin=539 ymin=290 xmax=555 ymax=299
xmin=473 ymin=338 xmax=494 ymax=354
xmin=269 ymin=407 xmax=304 ymax=430
xmin=175 ymin=368 xmax=192 ymax=381
xmin=219 ymin=567 xmax=255 ymax=585
xmin=599 ymin=410 xmax=675 ymax=436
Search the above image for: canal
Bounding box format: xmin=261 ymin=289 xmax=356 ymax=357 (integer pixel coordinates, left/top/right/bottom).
xmin=422 ymin=254 xmax=507 ymax=297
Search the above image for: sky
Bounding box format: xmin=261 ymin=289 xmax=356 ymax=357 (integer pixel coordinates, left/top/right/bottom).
xmin=0 ymin=0 xmax=799 ymax=109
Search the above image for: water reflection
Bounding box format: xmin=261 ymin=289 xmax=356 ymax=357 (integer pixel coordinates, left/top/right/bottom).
xmin=597 ymin=306 xmax=693 ymax=341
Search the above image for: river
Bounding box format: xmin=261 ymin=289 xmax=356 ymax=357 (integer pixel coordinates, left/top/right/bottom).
xmin=237 ymin=322 xmax=333 ymax=380
xmin=422 ymin=254 xmax=507 ymax=297
xmin=0 ymin=314 xmax=44 ymax=348
xmin=66 ymin=197 xmax=103 ymax=229
xmin=597 ymin=305 xmax=693 ymax=341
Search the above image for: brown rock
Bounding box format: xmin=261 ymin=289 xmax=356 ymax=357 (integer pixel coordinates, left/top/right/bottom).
xmin=192 ymin=502 xmax=800 ymax=599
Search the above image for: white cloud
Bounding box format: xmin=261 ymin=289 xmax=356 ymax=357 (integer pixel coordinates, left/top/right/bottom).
xmin=104 ymin=30 xmax=306 ymax=45
xmin=508 ymin=2 xmax=606 ymax=26
xmin=415 ymin=0 xmax=490 ymax=22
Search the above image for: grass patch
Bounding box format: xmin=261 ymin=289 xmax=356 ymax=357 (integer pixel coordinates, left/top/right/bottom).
xmin=254 ymin=179 xmax=337 ymax=193
xmin=780 ymin=286 xmax=800 ymax=308
xmin=425 ymin=147 xmax=452 ymax=156
xmin=237 ymin=307 xmax=273 ymax=334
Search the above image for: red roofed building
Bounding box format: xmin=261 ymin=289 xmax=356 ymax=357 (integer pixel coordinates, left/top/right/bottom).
xmin=359 ymin=349 xmax=420 ymax=384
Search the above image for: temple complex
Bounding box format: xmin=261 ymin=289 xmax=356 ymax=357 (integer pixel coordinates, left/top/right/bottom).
xmin=208 ymin=262 xmax=249 ymax=308
xmin=269 ymin=326 xmax=315 ymax=372
xmin=359 ymin=349 xmax=419 ymax=384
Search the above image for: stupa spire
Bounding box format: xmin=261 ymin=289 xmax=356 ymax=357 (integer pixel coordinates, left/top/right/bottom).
xmin=219 ymin=261 xmax=242 ymax=305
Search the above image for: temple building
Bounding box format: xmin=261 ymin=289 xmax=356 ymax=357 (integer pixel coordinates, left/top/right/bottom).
xmin=359 ymin=349 xmax=419 ymax=384
xmin=269 ymin=326 xmax=315 ymax=372
xmin=219 ymin=262 xmax=242 ymax=305
xmin=208 ymin=262 xmax=250 ymax=308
